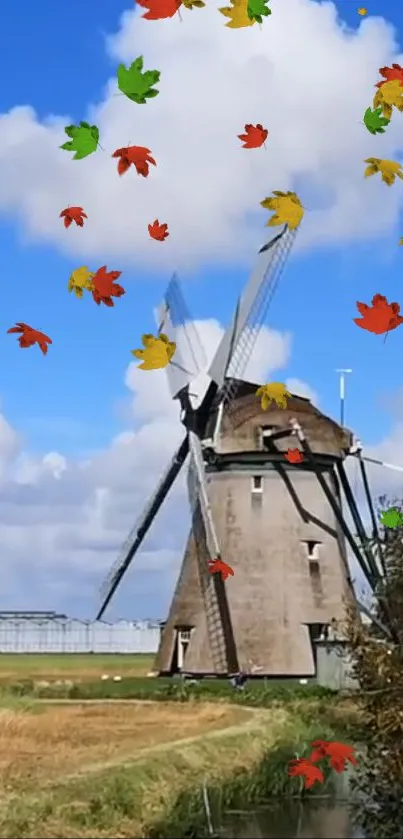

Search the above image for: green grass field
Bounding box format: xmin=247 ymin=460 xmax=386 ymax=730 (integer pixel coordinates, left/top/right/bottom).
xmin=0 ymin=653 xmax=155 ymax=683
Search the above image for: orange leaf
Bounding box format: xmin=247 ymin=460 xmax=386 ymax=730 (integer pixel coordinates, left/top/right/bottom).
xmin=310 ymin=740 xmax=357 ymax=773
xmin=136 ymin=0 xmax=182 ymax=19
xmin=59 ymin=206 xmax=87 ymax=228
xmin=91 ymin=265 xmax=125 ymax=308
xmin=112 ymin=146 xmax=156 ymax=177
xmin=7 ymin=323 xmax=52 ymax=355
xmin=238 ymin=123 xmax=268 ymax=149
xmin=208 ymin=556 xmax=234 ymax=581
xmin=376 ymin=63 xmax=403 ymax=89
xmin=288 ymin=758 xmax=324 ymax=789
xmin=285 ymin=448 xmax=304 ymax=464
xmin=353 ymin=293 xmax=403 ymax=335
xmin=148 ymin=219 xmax=169 ymax=241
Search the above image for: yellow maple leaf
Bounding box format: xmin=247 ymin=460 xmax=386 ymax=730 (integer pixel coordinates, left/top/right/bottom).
xmin=357 ymin=7 xmax=367 ymax=15
xmin=260 ymin=191 xmax=304 ymax=230
xmin=256 ymin=382 xmax=292 ymax=411
xmin=182 ymin=0 xmax=205 ymax=7
xmin=219 ymin=0 xmax=255 ymax=28
xmin=399 ymin=237 xmax=403 ymax=245
xmin=131 ymin=333 xmax=176 ymax=371
xmin=373 ymin=80 xmax=403 ymax=120
xmin=364 ymin=158 xmax=403 ymax=186
xmin=68 ymin=266 xmax=95 ymax=299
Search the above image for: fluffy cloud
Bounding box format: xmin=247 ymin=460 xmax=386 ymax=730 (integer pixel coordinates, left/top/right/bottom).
xmin=1 ymin=0 xmax=403 ymax=269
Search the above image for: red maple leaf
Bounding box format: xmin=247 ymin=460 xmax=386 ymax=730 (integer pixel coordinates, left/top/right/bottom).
xmin=91 ymin=265 xmax=125 ymax=308
xmin=112 ymin=146 xmax=156 ymax=177
xmin=148 ymin=219 xmax=169 ymax=241
xmin=59 ymin=206 xmax=87 ymax=228
xmin=285 ymin=448 xmax=304 ymax=464
xmin=238 ymin=123 xmax=268 ymax=149
xmin=288 ymin=758 xmax=324 ymax=789
xmin=310 ymin=740 xmax=357 ymax=773
xmin=7 ymin=323 xmax=52 ymax=355
xmin=208 ymin=556 xmax=234 ymax=581
xmin=136 ymin=0 xmax=182 ymax=19
xmin=353 ymin=293 xmax=403 ymax=336
xmin=375 ymin=63 xmax=403 ymax=89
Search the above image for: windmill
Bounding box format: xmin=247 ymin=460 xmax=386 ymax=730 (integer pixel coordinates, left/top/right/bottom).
xmin=96 ymin=225 xmax=394 ymax=677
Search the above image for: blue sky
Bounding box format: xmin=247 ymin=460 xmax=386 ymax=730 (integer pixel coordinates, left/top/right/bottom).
xmin=1 ymin=0 xmax=403 ymax=619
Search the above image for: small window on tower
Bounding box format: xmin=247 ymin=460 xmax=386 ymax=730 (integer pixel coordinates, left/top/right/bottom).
xmin=260 ymin=425 xmax=280 ymax=450
xmin=301 ymin=540 xmax=321 ymax=561
xmin=251 ymin=475 xmax=263 ymax=493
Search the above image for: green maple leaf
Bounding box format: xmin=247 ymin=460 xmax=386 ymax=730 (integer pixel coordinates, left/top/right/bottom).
xmin=363 ymin=106 xmax=390 ymax=135
xmin=117 ymin=56 xmax=160 ymax=105
xmin=60 ymin=122 xmax=100 ymax=160
xmin=379 ymin=507 xmax=403 ymax=529
xmin=247 ymin=0 xmax=271 ymax=23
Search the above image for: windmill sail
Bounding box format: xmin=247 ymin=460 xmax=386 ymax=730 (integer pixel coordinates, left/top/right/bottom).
xmin=155 ymin=274 xmax=207 ymax=399
xmin=208 ymin=226 xmax=297 ymax=395
xmin=96 ymin=435 xmax=189 ymax=620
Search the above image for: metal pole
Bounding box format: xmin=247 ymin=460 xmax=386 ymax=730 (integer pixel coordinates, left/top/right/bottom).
xmin=336 ymin=369 xmax=352 ymax=427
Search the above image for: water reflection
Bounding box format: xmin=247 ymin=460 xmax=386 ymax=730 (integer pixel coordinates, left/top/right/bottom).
xmin=220 ymin=800 xmax=365 ymax=838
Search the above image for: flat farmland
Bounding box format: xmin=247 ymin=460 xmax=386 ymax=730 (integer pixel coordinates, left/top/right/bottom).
xmin=0 ymin=653 xmax=155 ymax=683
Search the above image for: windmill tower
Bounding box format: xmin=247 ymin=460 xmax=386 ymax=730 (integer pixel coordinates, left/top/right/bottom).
xmin=97 ymin=226 xmax=389 ymax=676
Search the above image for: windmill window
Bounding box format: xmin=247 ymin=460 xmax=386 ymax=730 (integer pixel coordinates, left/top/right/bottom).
xmin=260 ymin=425 xmax=280 ymax=449
xmin=301 ymin=540 xmax=321 ymax=561
xmin=251 ymin=475 xmax=263 ymax=493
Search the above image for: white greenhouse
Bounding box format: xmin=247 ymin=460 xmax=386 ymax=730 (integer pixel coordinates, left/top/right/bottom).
xmin=0 ymin=612 xmax=161 ymax=654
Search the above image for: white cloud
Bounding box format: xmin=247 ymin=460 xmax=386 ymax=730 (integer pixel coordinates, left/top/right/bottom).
xmin=285 ymin=377 xmax=319 ymax=405
xmin=1 ymin=0 xmax=403 ymax=268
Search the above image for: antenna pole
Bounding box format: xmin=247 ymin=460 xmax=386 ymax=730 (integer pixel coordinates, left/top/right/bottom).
xmin=336 ymin=369 xmax=352 ymax=427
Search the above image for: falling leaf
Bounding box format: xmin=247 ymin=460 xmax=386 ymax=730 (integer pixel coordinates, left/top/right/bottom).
xmin=117 ymin=56 xmax=160 ymax=104
xmin=288 ymin=758 xmax=324 ymax=789
xmin=219 ymin=0 xmax=256 ymax=28
xmin=310 ymin=741 xmax=358 ymax=773
xmin=182 ymin=0 xmax=206 ymax=8
xmin=148 ymin=219 xmax=169 ymax=241
xmin=261 ymin=191 xmax=304 ymax=230
xmin=373 ymin=80 xmax=403 ymax=120
xmin=363 ymin=106 xmax=390 ymax=135
xmin=379 ymin=507 xmax=403 ymax=528
xmin=136 ymin=0 xmax=182 ymax=19
xmin=364 ymin=157 xmax=403 ymax=186
xmin=112 ymin=146 xmax=156 ymax=177
xmin=60 ymin=122 xmax=99 ymax=160
xmin=238 ymin=123 xmax=268 ymax=149
xmin=7 ymin=323 xmax=52 ymax=355
xmin=399 ymin=237 xmax=403 ymax=245
xmin=247 ymin=0 xmax=271 ymax=23
xmin=285 ymin=449 xmax=304 ymax=464
xmin=354 ymin=293 xmax=403 ymax=335
xmin=376 ymin=64 xmax=403 ymax=90
xmin=68 ymin=266 xmax=95 ymax=299
xmin=208 ymin=556 xmax=234 ymax=581
xmin=60 ymin=206 xmax=88 ymax=228
xmin=91 ymin=266 xmax=125 ymax=308
xmin=357 ymin=7 xmax=367 ymax=15
xmin=256 ymin=382 xmax=292 ymax=410
xmin=132 ymin=333 xmax=176 ymax=370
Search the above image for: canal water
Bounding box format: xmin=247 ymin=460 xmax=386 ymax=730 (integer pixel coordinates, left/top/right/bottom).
xmin=220 ymin=799 xmax=365 ymax=838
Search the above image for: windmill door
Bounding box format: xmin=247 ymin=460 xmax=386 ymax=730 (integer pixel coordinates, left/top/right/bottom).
xmin=174 ymin=626 xmax=193 ymax=672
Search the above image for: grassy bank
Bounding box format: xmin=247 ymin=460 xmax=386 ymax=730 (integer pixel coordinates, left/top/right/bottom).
xmin=0 ymin=695 xmax=360 ymax=838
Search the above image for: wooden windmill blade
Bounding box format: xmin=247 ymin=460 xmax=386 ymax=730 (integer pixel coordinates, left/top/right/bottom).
xmin=96 ymin=435 xmax=189 ymax=621
xmin=155 ymin=274 xmax=207 ymax=400
xmin=208 ymin=226 xmax=298 ymax=392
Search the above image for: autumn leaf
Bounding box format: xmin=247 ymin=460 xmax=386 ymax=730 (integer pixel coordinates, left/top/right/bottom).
xmin=310 ymin=740 xmax=358 ymax=773
xmin=357 ymin=7 xmax=367 ymax=14
xmin=256 ymin=382 xmax=292 ymax=410
xmin=112 ymin=146 xmax=156 ymax=177
xmin=288 ymin=758 xmax=324 ymax=789
xmin=238 ymin=123 xmax=268 ymax=149
xmin=117 ymin=56 xmax=160 ymax=105
xmin=364 ymin=158 xmax=403 ymax=186
xmin=136 ymin=0 xmax=182 ymax=19
xmin=247 ymin=0 xmax=271 ymax=23
xmin=68 ymin=266 xmax=95 ymax=299
xmin=60 ymin=122 xmax=99 ymax=160
xmin=363 ymin=106 xmax=390 ymax=135
xmin=182 ymin=0 xmax=206 ymax=9
xmin=379 ymin=507 xmax=403 ymax=529
xmin=219 ymin=0 xmax=256 ymax=28
xmin=148 ymin=219 xmax=169 ymax=241
xmin=91 ymin=265 xmax=125 ymax=308
xmin=353 ymin=293 xmax=403 ymax=336
xmin=285 ymin=448 xmax=304 ymax=464
xmin=399 ymin=237 xmax=403 ymax=245
xmin=7 ymin=323 xmax=52 ymax=355
xmin=373 ymin=80 xmax=403 ymax=119
xmin=208 ymin=556 xmax=234 ymax=581
xmin=60 ymin=206 xmax=88 ymax=228
xmin=261 ymin=191 xmax=304 ymax=230
xmin=131 ymin=333 xmax=176 ymax=370
xmin=376 ymin=63 xmax=403 ymax=90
